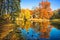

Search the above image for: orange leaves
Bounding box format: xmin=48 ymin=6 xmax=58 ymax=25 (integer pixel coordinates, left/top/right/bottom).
xmin=39 ymin=0 xmax=53 ymax=19
xmin=38 ymin=0 xmax=53 ymax=38
xmin=39 ymin=8 xmax=53 ymax=19
xmin=40 ymin=21 xmax=50 ymax=32
xmin=25 ymin=21 xmax=31 ymax=31
xmin=30 ymin=10 xmax=33 ymax=15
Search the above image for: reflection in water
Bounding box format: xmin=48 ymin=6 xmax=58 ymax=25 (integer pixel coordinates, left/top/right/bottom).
xmin=17 ymin=19 xmax=52 ymax=38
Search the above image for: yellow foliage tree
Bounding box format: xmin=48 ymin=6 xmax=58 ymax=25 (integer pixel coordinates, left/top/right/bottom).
xmin=24 ymin=9 xmax=31 ymax=20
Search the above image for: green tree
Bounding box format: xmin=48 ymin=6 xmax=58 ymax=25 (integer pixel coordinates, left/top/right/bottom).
xmin=51 ymin=9 xmax=60 ymax=29
xmin=0 ymin=0 xmax=21 ymax=39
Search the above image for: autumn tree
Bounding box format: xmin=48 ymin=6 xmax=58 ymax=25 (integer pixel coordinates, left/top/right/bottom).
xmin=38 ymin=0 xmax=53 ymax=38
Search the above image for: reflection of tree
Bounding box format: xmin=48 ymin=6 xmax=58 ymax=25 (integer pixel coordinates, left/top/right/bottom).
xmin=51 ymin=21 xmax=60 ymax=29
xmin=31 ymin=22 xmax=40 ymax=32
xmin=18 ymin=20 xmax=31 ymax=31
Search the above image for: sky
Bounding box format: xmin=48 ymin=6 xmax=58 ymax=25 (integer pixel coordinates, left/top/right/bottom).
xmin=21 ymin=0 xmax=60 ymax=10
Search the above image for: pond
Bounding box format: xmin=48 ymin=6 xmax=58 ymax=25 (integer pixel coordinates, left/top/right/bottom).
xmin=17 ymin=20 xmax=60 ymax=40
